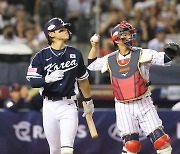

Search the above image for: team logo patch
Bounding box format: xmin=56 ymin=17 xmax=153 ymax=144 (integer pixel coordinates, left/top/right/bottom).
xmin=70 ymin=54 xmax=76 ymax=58
xmin=46 ymin=57 xmax=52 ymax=61
xmin=119 ymin=67 xmax=130 ymax=72
xmin=122 ymin=72 xmax=128 ymax=76
xmin=28 ymin=68 xmax=37 ymax=73
xmin=113 ymin=31 xmax=119 ymax=36
xmin=47 ymin=25 xmax=55 ymax=31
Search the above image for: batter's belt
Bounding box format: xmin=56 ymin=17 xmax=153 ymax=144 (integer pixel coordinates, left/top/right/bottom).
xmin=44 ymin=95 xmax=77 ymax=101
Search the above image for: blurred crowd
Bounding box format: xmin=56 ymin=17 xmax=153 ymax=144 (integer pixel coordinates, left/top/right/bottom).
xmin=1 ymin=0 xmax=180 ymax=110
xmin=1 ymin=0 xmax=180 ymax=61
xmin=98 ymin=0 xmax=180 ymax=58
xmin=1 ymin=82 xmax=43 ymax=111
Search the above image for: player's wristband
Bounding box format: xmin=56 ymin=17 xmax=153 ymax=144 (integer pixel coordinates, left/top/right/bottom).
xmin=84 ymin=97 xmax=92 ymax=102
xmin=88 ymin=58 xmax=97 ymax=65
xmin=30 ymin=78 xmax=46 ymax=88
xmin=84 ymin=97 xmax=93 ymax=105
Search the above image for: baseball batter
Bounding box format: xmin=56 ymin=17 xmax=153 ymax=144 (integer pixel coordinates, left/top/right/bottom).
xmin=26 ymin=17 xmax=94 ymax=154
xmin=88 ymin=21 xmax=180 ymax=154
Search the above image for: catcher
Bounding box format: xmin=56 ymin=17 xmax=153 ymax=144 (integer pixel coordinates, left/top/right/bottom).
xmin=87 ymin=21 xmax=180 ymax=154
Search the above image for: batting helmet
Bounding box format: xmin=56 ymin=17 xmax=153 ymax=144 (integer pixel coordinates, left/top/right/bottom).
xmin=43 ymin=17 xmax=72 ymax=41
xmin=110 ymin=21 xmax=137 ymax=48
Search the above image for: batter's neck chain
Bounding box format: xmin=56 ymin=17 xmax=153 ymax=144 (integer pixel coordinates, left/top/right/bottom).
xmin=50 ymin=46 xmax=67 ymax=57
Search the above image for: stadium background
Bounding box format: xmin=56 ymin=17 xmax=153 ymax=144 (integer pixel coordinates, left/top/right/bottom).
xmin=0 ymin=0 xmax=180 ymax=153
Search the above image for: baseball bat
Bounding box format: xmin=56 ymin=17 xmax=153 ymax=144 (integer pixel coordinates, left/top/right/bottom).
xmin=82 ymin=101 xmax=98 ymax=139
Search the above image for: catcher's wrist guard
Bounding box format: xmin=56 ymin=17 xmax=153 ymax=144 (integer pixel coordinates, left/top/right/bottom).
xmin=164 ymin=42 xmax=180 ymax=59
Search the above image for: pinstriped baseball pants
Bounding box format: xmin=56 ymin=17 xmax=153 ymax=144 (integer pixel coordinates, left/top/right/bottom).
xmin=115 ymin=96 xmax=162 ymax=137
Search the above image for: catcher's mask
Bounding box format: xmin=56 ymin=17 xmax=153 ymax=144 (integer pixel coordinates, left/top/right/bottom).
xmin=43 ymin=17 xmax=72 ymax=44
xmin=110 ymin=21 xmax=137 ymax=49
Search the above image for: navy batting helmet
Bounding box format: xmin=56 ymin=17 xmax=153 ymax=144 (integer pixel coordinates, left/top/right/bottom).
xmin=43 ymin=17 xmax=71 ymax=39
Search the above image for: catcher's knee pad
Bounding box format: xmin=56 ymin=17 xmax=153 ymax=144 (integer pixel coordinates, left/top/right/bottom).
xmin=61 ymin=147 xmax=73 ymax=154
xmin=123 ymin=133 xmax=141 ymax=153
xmin=149 ymin=128 xmax=171 ymax=150
xmin=125 ymin=140 xmax=141 ymax=153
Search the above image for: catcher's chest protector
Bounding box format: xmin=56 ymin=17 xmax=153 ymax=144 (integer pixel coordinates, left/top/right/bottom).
xmin=108 ymin=49 xmax=148 ymax=101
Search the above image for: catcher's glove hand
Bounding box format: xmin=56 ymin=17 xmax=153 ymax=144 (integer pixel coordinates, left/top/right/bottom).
xmin=164 ymin=42 xmax=180 ymax=59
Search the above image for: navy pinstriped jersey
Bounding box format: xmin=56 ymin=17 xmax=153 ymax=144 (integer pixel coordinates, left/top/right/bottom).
xmin=27 ymin=45 xmax=89 ymax=97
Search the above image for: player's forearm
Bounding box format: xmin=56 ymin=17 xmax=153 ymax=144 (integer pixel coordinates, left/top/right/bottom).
xmin=78 ymin=79 xmax=91 ymax=99
xmin=88 ymin=57 xmax=97 ymax=65
xmin=88 ymin=46 xmax=98 ymax=59
xmin=88 ymin=46 xmax=98 ymax=65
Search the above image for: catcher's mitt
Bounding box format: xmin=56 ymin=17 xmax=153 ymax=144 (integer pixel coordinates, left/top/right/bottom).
xmin=164 ymin=42 xmax=180 ymax=59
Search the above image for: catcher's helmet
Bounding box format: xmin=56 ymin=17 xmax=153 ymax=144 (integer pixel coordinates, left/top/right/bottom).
xmin=43 ymin=17 xmax=71 ymax=39
xmin=110 ymin=21 xmax=137 ymax=48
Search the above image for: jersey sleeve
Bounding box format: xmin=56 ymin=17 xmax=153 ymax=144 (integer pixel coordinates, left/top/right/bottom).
xmin=26 ymin=52 xmax=44 ymax=81
xmin=76 ymin=51 xmax=89 ymax=80
xmin=87 ymin=55 xmax=108 ymax=71
xmin=87 ymin=51 xmax=118 ymax=71
xmin=142 ymin=49 xmax=171 ymax=66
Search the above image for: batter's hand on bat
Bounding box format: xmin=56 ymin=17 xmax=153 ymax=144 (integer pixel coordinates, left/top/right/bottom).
xmin=45 ymin=70 xmax=64 ymax=83
xmin=82 ymin=99 xmax=94 ymax=117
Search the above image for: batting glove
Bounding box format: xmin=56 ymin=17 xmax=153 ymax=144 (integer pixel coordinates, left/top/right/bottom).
xmin=45 ymin=70 xmax=64 ymax=83
xmin=82 ymin=99 xmax=94 ymax=117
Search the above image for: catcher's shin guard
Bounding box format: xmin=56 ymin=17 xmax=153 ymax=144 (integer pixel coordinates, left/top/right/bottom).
xmin=61 ymin=147 xmax=73 ymax=154
xmin=149 ymin=128 xmax=171 ymax=149
xmin=122 ymin=133 xmax=141 ymax=153
xmin=154 ymin=134 xmax=171 ymax=150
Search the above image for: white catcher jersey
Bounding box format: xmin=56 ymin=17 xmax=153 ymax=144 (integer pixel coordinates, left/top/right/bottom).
xmin=88 ymin=48 xmax=171 ymax=98
xmin=87 ymin=48 xmax=171 ymax=136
